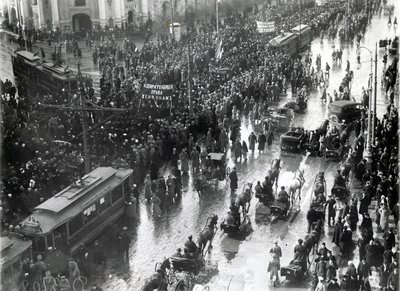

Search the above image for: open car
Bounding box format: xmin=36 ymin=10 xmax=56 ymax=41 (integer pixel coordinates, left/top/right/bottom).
xmin=328 ymin=101 xmax=365 ymax=132
xmin=280 ymin=127 xmax=306 ymax=152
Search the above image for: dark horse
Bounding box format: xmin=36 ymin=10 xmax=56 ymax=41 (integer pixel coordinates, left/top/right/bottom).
xmin=313 ymin=171 xmax=326 ymax=196
xmin=304 ymin=219 xmax=324 ymax=262
xmin=267 ymin=158 xmax=281 ymax=188
xmin=140 ymin=258 xmax=170 ymax=291
xmin=197 ymin=214 xmax=218 ymax=254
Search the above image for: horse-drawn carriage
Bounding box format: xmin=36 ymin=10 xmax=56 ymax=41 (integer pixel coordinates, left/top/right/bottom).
xmin=310 ymin=172 xmax=327 ymax=222
xmin=281 ymin=220 xmax=323 ymax=282
xmin=169 ymin=255 xmax=203 ymax=275
xmin=303 ymin=120 xmax=329 ymax=156
xmin=280 ymin=127 xmax=306 ymax=152
xmin=195 ymin=153 xmax=229 ymax=195
xmin=221 ymin=183 xmax=253 ymax=236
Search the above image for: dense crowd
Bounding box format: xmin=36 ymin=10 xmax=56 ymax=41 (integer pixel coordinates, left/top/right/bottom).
xmin=0 ymin=0 xmax=398 ymax=289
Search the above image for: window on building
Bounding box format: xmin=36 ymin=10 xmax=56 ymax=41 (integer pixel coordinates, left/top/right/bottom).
xmin=75 ymin=0 xmax=86 ymax=6
xmin=32 ymin=0 xmax=38 ymax=5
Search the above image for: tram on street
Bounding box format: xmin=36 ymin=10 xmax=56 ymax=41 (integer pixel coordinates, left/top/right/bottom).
xmin=17 ymin=167 xmax=133 ymax=255
xmin=268 ymin=32 xmax=299 ymax=56
xmin=1 ymin=234 xmax=32 ymax=291
xmin=11 ymin=50 xmax=79 ymax=93
xmin=290 ymin=24 xmax=313 ymax=49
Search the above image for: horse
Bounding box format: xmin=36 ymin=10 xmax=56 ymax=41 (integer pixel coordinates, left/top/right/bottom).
xmin=304 ymin=219 xmax=323 ymax=260
xmin=267 ymin=159 xmax=281 ymax=188
xmin=313 ymin=171 xmax=326 ymax=196
xmin=236 ymin=183 xmax=253 ymax=214
xmin=197 ymin=214 xmax=218 ymax=254
xmin=340 ymin=151 xmax=354 ymax=183
xmin=289 ymin=169 xmax=305 ymax=207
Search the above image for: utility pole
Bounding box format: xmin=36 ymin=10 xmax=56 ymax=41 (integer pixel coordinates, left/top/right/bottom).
xmin=299 ymin=0 xmax=302 ymax=49
xmin=187 ymin=42 xmax=193 ymax=115
xmin=79 ymin=94 xmax=90 ymax=174
xmin=170 ymin=0 xmax=175 ymax=41
xmin=372 ymin=42 xmax=377 ymax=144
xmin=216 ymin=0 xmax=219 ymax=37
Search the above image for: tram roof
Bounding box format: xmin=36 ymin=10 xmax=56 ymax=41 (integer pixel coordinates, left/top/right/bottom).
xmin=14 ymin=50 xmax=40 ymax=62
xmin=290 ymin=24 xmax=311 ymax=33
xmin=20 ymin=167 xmax=133 ymax=235
xmin=0 ymin=236 xmax=32 ymax=271
xmin=329 ymin=100 xmax=362 ymax=108
xmin=269 ymin=32 xmax=297 ymax=47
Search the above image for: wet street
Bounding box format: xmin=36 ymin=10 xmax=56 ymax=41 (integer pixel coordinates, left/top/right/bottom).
xmin=0 ymin=2 xmax=398 ymax=290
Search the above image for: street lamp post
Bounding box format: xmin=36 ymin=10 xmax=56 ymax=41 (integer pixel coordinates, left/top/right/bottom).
xmin=170 ymin=0 xmax=175 ymax=41
xmin=357 ymin=43 xmax=377 ymax=164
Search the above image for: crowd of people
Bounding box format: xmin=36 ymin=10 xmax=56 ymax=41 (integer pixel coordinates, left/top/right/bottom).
xmin=0 ymin=0 xmax=398 ymax=289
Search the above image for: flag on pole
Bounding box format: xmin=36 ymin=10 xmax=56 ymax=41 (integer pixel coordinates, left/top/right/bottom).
xmin=256 ymin=21 xmax=275 ymax=33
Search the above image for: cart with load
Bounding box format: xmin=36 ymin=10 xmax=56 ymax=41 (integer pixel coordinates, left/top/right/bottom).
xmin=281 ymin=260 xmax=307 ymax=282
xmin=196 ymin=153 xmax=229 ymax=192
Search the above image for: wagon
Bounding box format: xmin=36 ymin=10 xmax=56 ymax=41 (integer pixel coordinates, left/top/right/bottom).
xmin=169 ymin=255 xmax=203 ymax=275
xmin=201 ymin=153 xmax=229 ymax=189
xmin=281 ymin=262 xmax=306 ymax=282
xmin=280 ymin=127 xmax=305 ymax=152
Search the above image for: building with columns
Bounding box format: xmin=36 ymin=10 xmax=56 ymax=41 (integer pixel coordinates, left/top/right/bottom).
xmin=0 ymin=0 xmax=222 ymax=32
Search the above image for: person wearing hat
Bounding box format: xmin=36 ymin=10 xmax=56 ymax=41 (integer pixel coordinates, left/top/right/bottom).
xmin=269 ymin=241 xmax=282 ymax=261
xmin=267 ymin=253 xmax=281 ymax=286
xmin=184 ymin=235 xmax=198 ymax=255
xmin=174 ymin=248 xmax=182 ymax=257
xmin=229 ymin=167 xmax=238 ymax=193
xmin=119 ymin=226 xmax=131 ymax=262
xmin=326 ymin=277 xmax=339 ymax=291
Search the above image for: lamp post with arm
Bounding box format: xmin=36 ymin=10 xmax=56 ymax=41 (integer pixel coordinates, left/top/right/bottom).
xmin=357 ymin=43 xmax=377 ymax=165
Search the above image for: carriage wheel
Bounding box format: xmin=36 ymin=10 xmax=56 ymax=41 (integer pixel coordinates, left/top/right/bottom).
xmin=225 ymin=167 xmax=231 ymax=181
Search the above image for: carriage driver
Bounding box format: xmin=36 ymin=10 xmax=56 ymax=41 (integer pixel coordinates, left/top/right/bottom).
xmin=277 ymin=186 xmax=290 ymax=210
xmin=333 ymin=169 xmax=346 ymax=187
xmin=184 ymin=235 xmax=198 ymax=255
xmin=229 ymin=202 xmax=241 ymax=226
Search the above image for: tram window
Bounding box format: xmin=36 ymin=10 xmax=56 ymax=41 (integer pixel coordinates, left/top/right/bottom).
xmin=111 ymin=185 xmax=123 ymax=203
xmin=83 ymin=203 xmax=97 ymax=224
xmin=68 ymin=214 xmax=83 ymax=235
xmin=123 ymin=179 xmax=131 ymax=196
xmin=1 ymin=268 xmax=13 ymax=288
xmin=98 ymin=193 xmax=111 ymax=213
xmin=12 ymin=260 xmax=22 ymax=279
xmin=37 ymin=236 xmax=46 ymax=252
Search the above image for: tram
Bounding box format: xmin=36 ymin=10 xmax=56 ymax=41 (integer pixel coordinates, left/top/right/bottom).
xmin=268 ymin=32 xmax=299 ymax=56
xmin=290 ymin=24 xmax=313 ymax=49
xmin=1 ymin=234 xmax=32 ymax=291
xmin=11 ymin=50 xmax=79 ymax=93
xmin=17 ymin=167 xmax=133 ymax=255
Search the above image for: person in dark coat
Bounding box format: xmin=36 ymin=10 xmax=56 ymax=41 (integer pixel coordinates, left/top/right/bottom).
xmin=348 ymin=199 xmax=358 ymax=231
xmin=229 ymin=168 xmax=238 ymax=193
xmin=332 ymin=218 xmax=343 ymax=246
xmin=258 ymin=132 xmax=266 ymax=153
xmin=340 ymin=226 xmax=353 ymax=256
xmin=327 ymin=277 xmax=340 ymax=291
xmin=383 ymin=228 xmax=396 ymax=250
xmin=379 ymin=263 xmax=391 ymax=290
xmin=359 ymin=193 xmax=369 ymax=216
xmin=327 ymin=195 xmax=336 ymax=227
xmin=357 ymin=258 xmax=370 ymax=281
xmin=360 ymin=213 xmax=372 ymax=230
xmin=326 ymin=258 xmax=337 ymax=282
xmin=118 ymin=226 xmax=130 ymax=262
xmin=315 ymin=255 xmax=327 ymax=279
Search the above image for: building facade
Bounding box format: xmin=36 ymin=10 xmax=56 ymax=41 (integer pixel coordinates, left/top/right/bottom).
xmin=1 ymin=0 xmax=219 ymax=32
